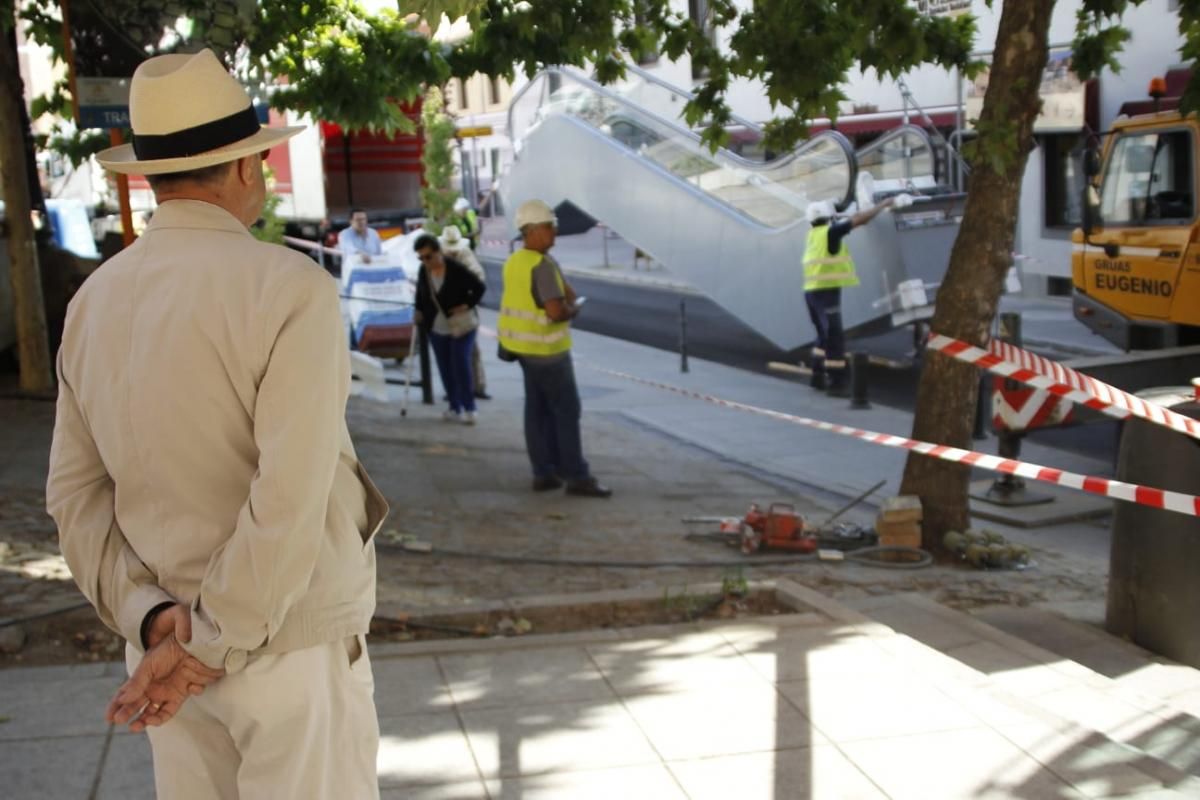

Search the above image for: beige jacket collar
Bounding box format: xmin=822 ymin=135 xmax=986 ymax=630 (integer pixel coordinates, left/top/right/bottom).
xmin=145 ymin=199 xmax=253 ymax=237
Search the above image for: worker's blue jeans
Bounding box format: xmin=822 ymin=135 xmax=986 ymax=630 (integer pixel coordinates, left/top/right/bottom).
xmin=429 ymin=329 xmax=477 ymax=414
xmin=805 ymin=288 xmax=846 ymax=374
xmin=518 ymin=353 xmax=590 ymax=481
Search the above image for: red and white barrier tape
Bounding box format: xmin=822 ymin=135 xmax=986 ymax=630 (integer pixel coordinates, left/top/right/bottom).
xmin=927 ymin=333 xmax=1200 ymax=442
xmin=282 ymin=235 xmax=344 ymax=258
xmin=593 ymin=366 xmax=1200 ymax=517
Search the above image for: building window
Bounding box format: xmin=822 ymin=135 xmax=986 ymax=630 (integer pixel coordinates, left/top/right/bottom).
xmin=1099 ymin=128 xmax=1194 ymax=226
xmin=688 ymin=0 xmax=713 ymax=80
xmin=490 ymin=148 xmax=500 ymax=180
xmin=1043 ymin=133 xmax=1085 ymax=229
xmin=488 ymin=76 xmax=501 ymax=105
xmin=458 ymin=78 xmax=470 ymax=110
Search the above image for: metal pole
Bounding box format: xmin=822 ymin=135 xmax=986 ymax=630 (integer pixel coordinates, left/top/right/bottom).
xmin=602 ymin=224 xmax=609 ymax=268
xmin=972 ymin=372 xmax=989 ymax=440
xmin=418 ymin=326 xmax=434 ymax=405
xmin=850 ymin=352 xmax=870 ymax=410
xmin=679 ymin=298 xmax=689 ymax=373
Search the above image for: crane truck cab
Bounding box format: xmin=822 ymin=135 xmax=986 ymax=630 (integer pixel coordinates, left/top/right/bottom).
xmin=1074 ymin=76 xmax=1198 ymax=350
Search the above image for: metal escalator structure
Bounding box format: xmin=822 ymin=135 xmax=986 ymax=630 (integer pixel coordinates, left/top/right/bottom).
xmin=501 ymin=64 xmax=965 ymax=350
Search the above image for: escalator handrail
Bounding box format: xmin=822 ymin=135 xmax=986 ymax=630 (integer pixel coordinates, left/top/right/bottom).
xmin=854 ymin=123 xmax=937 ymax=165
xmin=507 ymin=66 xmax=858 ymax=208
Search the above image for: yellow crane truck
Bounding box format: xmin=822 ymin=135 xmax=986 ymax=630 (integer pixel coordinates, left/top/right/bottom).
xmin=1074 ymin=76 xmax=1198 ymax=350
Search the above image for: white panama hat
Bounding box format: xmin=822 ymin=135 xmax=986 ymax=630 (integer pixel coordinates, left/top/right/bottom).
xmin=440 ymin=226 xmax=463 ymax=246
xmin=96 ymin=49 xmax=304 ymax=176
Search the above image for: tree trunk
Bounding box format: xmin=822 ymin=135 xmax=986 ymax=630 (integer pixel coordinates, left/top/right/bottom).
xmin=899 ymin=0 xmax=1056 ymax=550
xmin=0 ymin=18 xmax=53 ymax=393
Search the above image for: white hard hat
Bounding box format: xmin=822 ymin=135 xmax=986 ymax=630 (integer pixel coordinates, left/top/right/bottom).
xmin=454 ymin=197 xmax=470 ymax=212
xmin=515 ymin=199 xmax=557 ymax=230
xmin=806 ymin=200 xmax=837 ymax=224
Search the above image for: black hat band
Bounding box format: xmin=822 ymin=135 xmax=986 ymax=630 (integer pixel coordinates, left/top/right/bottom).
xmin=132 ymin=104 xmax=261 ymax=161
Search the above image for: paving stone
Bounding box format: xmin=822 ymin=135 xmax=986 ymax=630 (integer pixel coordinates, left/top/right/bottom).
xmin=95 ymin=733 xmax=156 ymax=800
xmin=485 ymin=763 xmax=688 ymax=800
xmin=667 ymin=746 xmax=887 ymax=800
xmin=0 ymin=675 xmax=121 ymax=740
xmin=840 ymin=727 xmax=1086 ymax=799
xmin=377 ymin=711 xmax=483 ymax=788
xmin=729 ymin=627 xmax=898 ymax=684
xmin=458 ymin=700 xmax=660 ymax=779
xmin=777 ymin=674 xmax=979 ymax=743
xmin=438 ymin=646 xmax=613 ymax=710
xmin=620 ymin=684 xmax=824 ymax=761
xmin=380 ymin=781 xmax=490 ymax=799
xmin=587 ymin=630 xmax=764 ymax=694
xmin=0 ymin=735 xmax=107 ymax=798
xmin=369 ymin=656 xmax=455 ymax=717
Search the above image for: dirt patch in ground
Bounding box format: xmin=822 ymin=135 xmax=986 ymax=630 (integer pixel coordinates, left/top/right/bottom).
xmin=3 ymin=589 xmax=798 ymax=669
xmin=370 ymin=588 xmax=798 ymax=643
xmin=1 ymin=605 xmax=124 ymax=668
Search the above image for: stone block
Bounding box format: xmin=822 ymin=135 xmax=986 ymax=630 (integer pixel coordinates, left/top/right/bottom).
xmin=879 ymin=495 xmax=923 ymax=524
xmin=875 ymin=519 xmax=922 ymax=548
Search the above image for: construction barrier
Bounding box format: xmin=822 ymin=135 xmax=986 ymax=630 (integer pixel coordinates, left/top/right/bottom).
xmin=590 ymin=366 xmax=1200 ymax=518
xmin=927 ymin=333 xmax=1200 ymax=442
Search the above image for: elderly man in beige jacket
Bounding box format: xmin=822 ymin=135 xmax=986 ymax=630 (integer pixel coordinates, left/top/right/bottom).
xmin=46 ymin=50 xmax=387 ymax=799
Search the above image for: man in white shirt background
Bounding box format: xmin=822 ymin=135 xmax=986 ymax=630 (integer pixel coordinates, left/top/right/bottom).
xmin=338 ymin=207 xmax=383 ymax=263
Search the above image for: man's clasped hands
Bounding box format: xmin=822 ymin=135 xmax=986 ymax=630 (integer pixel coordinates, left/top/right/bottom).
xmin=106 ymin=604 xmax=225 ymax=733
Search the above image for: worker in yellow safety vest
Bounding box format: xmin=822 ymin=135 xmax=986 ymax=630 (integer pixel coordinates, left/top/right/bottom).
xmin=452 ymin=197 xmax=480 ymax=249
xmin=497 ymin=199 xmax=612 ymax=498
xmin=803 ymin=195 xmax=907 ymax=396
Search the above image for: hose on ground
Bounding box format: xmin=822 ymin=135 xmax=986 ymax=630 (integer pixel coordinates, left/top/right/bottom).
xmin=379 ymin=542 xmax=931 ymax=570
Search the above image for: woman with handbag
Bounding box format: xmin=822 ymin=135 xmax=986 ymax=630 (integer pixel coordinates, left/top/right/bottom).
xmin=413 ymin=233 xmax=487 ymax=423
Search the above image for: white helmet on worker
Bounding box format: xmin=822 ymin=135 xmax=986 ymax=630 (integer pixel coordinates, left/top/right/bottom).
xmin=454 ymin=197 xmax=470 ymax=212
xmin=515 ymin=199 xmax=557 ymax=230
xmin=806 ymin=200 xmax=837 ymax=224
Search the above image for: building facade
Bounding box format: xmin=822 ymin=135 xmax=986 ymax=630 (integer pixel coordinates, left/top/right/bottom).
xmin=636 ymin=0 xmax=1185 ymax=295
xmin=443 ymin=71 xmax=521 ymax=208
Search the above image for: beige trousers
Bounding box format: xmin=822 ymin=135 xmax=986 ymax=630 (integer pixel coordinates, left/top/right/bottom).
xmin=126 ymin=636 xmax=380 ymax=800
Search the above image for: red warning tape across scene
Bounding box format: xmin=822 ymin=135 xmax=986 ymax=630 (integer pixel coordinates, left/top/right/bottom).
xmin=926 ymin=333 xmax=1200 ymax=442
xmin=592 ymin=367 xmax=1200 ymax=518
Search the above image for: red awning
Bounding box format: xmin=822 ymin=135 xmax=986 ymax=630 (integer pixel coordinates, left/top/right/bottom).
xmin=809 ymin=110 xmax=960 ymax=137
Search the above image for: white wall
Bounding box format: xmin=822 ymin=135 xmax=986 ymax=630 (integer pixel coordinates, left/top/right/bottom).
xmin=284 ymin=112 xmax=327 ymax=221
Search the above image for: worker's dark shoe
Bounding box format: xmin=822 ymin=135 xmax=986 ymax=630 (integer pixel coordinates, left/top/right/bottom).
xmin=565 ymin=478 xmax=613 ymax=498
xmin=532 ymin=476 xmax=564 ymax=492
xmin=475 ymin=390 xmax=492 ymax=400
xmin=809 ymin=371 xmax=827 ymax=390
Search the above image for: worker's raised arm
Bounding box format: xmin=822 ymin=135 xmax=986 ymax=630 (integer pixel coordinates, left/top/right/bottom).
xmin=850 ymin=197 xmax=896 ymax=229
xmin=181 ymin=268 xmax=348 ymax=672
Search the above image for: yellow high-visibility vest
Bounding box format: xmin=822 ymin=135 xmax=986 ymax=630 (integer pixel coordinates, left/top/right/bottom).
xmin=803 ymin=224 xmax=858 ymax=291
xmin=498 ymin=249 xmax=572 ymax=356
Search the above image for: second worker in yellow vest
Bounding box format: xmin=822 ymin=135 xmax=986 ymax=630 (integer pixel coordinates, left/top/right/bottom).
xmin=497 ymin=199 xmax=613 ymax=498
xmin=803 ymin=196 xmax=896 ymax=396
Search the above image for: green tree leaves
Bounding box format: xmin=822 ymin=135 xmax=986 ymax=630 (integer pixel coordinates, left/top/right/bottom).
xmin=419 ymin=85 xmax=459 ymax=233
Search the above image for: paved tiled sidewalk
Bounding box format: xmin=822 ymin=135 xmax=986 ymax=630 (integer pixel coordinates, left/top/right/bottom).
xmin=5 ymin=581 xmax=1196 ymax=799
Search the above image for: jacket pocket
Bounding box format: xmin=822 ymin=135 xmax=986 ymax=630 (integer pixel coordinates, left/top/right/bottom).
xmin=356 ymin=462 xmax=389 ymax=549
